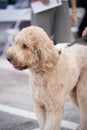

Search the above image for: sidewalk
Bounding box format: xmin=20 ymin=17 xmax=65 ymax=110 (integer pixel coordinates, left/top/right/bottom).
xmin=0 ymin=56 xmax=12 ymax=69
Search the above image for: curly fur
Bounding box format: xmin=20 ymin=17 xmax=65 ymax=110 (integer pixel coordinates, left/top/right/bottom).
xmin=7 ymin=26 xmax=87 ymax=130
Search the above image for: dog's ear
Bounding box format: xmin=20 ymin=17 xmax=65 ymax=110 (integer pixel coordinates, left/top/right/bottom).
xmin=38 ymin=45 xmax=58 ymax=71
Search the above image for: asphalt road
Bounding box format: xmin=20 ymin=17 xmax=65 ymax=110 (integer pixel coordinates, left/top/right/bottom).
xmin=0 ymin=111 xmax=38 ymax=130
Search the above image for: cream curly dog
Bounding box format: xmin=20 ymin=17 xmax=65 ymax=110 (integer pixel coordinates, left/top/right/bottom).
xmin=7 ymin=26 xmax=87 ymax=130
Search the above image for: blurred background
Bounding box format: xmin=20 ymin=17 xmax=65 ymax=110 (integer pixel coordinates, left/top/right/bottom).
xmin=0 ymin=0 xmax=86 ymax=130
xmin=0 ymin=0 xmax=31 ymax=55
xmin=0 ymin=0 xmax=86 ymax=55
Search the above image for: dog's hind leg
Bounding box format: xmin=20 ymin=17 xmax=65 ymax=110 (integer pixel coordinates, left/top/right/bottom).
xmin=76 ymin=69 xmax=87 ymax=130
xmin=70 ymin=87 xmax=78 ymax=107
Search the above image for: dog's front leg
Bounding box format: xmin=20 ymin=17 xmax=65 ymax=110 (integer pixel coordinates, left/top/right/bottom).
xmin=33 ymin=102 xmax=46 ymax=130
xmin=44 ymin=106 xmax=64 ymax=130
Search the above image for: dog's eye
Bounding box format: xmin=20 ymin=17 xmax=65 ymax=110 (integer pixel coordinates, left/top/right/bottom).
xmin=22 ymin=44 xmax=28 ymax=49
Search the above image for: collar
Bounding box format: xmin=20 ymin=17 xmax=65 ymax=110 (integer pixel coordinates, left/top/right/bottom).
xmin=59 ymin=35 xmax=87 ymax=54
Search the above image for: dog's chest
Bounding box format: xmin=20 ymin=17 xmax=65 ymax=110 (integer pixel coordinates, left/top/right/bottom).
xmin=33 ymin=83 xmax=49 ymax=104
xmin=30 ymin=73 xmax=62 ymax=107
xmin=31 ymin=79 xmax=52 ymax=105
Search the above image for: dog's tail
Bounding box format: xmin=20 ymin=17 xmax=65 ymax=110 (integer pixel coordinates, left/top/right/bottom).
xmin=69 ymin=87 xmax=79 ymax=107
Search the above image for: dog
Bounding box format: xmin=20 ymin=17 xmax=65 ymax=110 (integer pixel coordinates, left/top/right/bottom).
xmin=6 ymin=26 xmax=87 ymax=130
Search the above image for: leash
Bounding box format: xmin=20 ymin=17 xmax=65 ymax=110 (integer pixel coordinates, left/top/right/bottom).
xmin=67 ymin=35 xmax=87 ymax=47
xmin=59 ymin=35 xmax=87 ymax=54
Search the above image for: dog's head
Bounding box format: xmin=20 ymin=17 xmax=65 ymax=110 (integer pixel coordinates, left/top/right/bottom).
xmin=6 ymin=26 xmax=58 ymax=72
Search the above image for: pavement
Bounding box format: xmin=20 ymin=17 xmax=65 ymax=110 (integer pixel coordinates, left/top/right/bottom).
xmin=0 ymin=56 xmax=39 ymax=130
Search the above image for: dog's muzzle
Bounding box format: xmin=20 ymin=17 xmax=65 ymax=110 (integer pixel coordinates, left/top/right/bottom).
xmin=7 ymin=54 xmax=28 ymax=70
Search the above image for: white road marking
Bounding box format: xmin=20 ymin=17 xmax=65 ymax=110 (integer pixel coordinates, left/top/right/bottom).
xmin=0 ymin=104 xmax=78 ymax=130
xmin=61 ymin=120 xmax=78 ymax=130
xmin=32 ymin=119 xmax=78 ymax=130
xmin=0 ymin=104 xmax=37 ymax=120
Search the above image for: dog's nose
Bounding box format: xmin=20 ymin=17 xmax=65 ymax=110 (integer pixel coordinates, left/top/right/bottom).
xmin=7 ymin=55 xmax=13 ymax=62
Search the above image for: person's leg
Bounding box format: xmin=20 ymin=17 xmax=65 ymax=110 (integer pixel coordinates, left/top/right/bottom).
xmin=54 ymin=2 xmax=73 ymax=44
xmin=31 ymin=9 xmax=55 ymax=39
xmin=78 ymin=12 xmax=87 ymax=37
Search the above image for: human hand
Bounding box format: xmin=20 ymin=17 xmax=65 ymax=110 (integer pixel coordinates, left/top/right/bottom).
xmin=82 ymin=27 xmax=87 ymax=36
xmin=40 ymin=0 xmax=50 ymax=5
xmin=71 ymin=11 xmax=78 ymax=26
